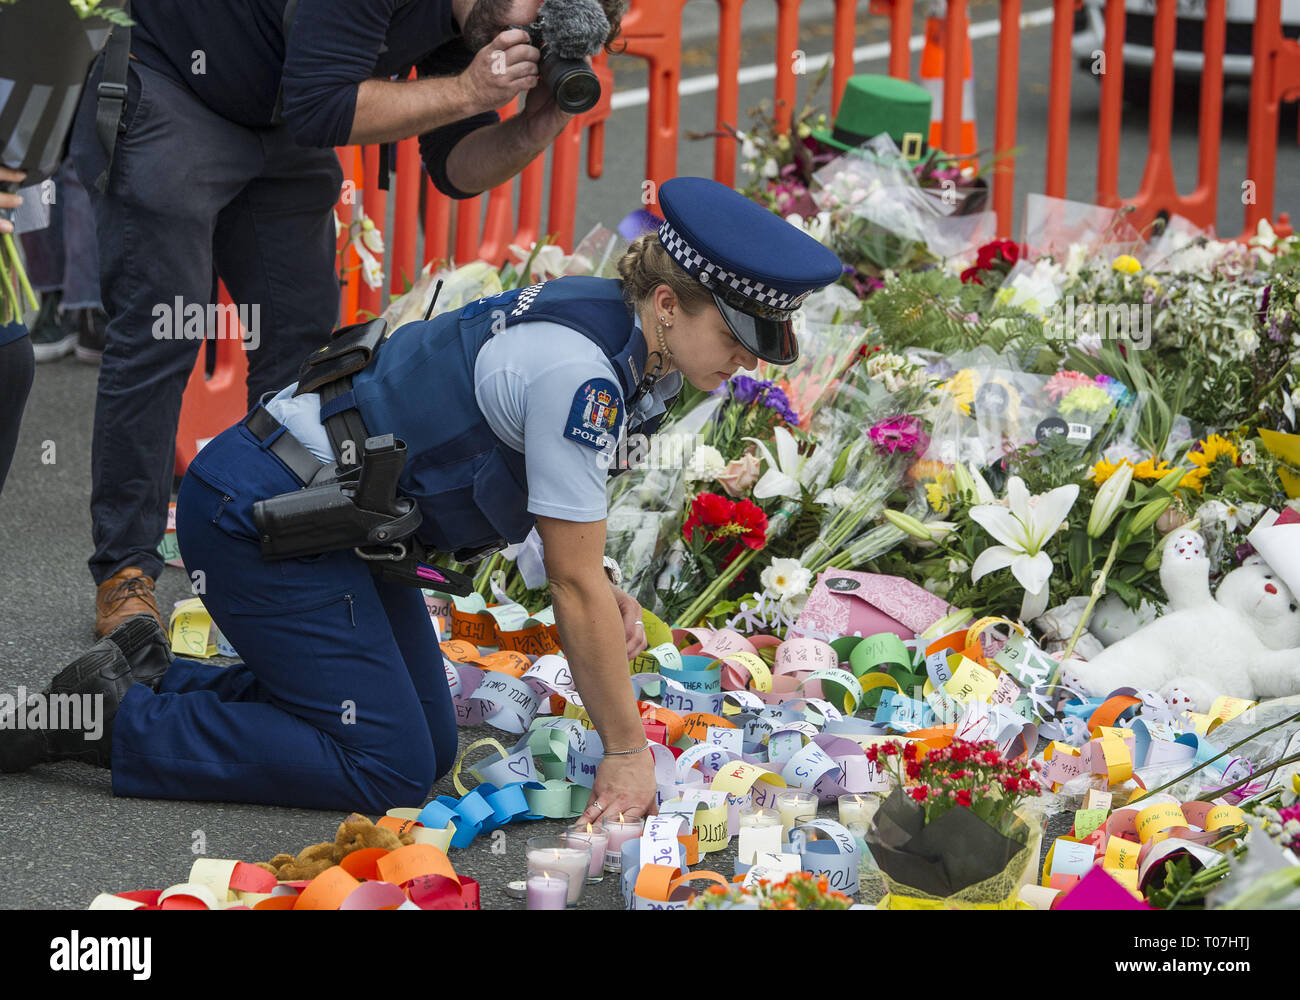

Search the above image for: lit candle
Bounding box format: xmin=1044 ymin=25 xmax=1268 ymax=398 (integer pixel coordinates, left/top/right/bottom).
xmin=838 ymin=793 xmax=878 ymax=829
xmin=570 ymin=823 xmax=609 ymax=882
xmin=738 ymin=806 xmax=781 ymax=829
xmin=526 ymin=835 xmax=592 ymax=906
xmin=601 ymin=814 xmax=645 ymax=873
xmin=775 ymin=790 xmax=817 ymax=839
xmin=526 ymin=871 xmax=569 ymax=911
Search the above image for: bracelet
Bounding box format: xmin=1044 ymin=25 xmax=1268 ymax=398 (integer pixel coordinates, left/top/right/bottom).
xmin=602 ymin=740 xmax=652 ymax=758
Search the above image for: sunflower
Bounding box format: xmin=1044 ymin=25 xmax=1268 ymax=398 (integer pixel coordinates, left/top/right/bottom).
xmin=1131 ymin=457 xmax=1175 ymax=481
xmin=1188 ymin=434 xmax=1239 ymax=471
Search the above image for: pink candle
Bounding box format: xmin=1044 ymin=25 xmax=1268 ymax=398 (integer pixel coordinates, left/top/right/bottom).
xmin=526 ymin=872 xmax=569 ymax=911
xmin=570 ymin=825 xmax=609 ymax=880
xmin=601 ymin=816 xmax=645 ymax=873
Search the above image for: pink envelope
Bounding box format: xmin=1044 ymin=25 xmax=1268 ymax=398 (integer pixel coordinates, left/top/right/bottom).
xmin=789 ymin=569 xmax=955 ymax=643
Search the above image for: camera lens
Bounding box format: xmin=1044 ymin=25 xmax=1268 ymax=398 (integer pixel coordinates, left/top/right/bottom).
xmin=540 ymin=56 xmax=600 ymax=114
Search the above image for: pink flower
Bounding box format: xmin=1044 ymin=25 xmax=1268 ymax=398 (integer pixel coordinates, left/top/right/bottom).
xmin=868 ymin=415 xmax=930 ymax=456
xmin=1044 ymin=370 xmax=1094 ymax=402
xmin=715 ymin=453 xmax=762 ymax=497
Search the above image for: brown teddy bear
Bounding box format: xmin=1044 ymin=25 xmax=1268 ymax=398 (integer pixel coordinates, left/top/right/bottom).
xmin=256 ymin=813 xmax=417 ymax=882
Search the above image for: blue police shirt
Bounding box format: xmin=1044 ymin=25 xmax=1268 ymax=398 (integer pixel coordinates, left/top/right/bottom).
xmin=264 ymin=315 xmax=682 ymax=523
xmin=127 ymin=0 xmax=496 ymax=197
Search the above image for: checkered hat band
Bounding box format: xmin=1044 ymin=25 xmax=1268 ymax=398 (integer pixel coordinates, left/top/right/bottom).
xmin=656 ymin=220 xmax=808 ymax=314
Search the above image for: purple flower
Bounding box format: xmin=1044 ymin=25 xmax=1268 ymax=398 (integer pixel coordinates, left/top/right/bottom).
xmin=617 ymin=208 xmax=663 ymax=242
xmin=728 ymin=374 xmax=768 ymax=404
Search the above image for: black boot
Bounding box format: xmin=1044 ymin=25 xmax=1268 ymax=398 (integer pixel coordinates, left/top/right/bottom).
xmin=0 ymin=615 xmax=173 ymax=772
xmin=99 ymin=613 xmax=174 ymax=693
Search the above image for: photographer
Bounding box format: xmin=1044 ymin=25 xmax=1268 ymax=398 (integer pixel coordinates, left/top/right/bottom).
xmin=68 ymin=0 xmax=626 ymax=640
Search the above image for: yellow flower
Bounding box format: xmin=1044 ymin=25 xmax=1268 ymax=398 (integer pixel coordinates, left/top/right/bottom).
xmin=1132 ymin=457 xmax=1174 ymax=481
xmin=941 ymin=368 xmax=975 ymax=415
xmin=925 ymin=482 xmax=951 ymax=515
xmin=1112 ymin=254 xmax=1142 ymax=274
xmin=1188 ymin=434 xmax=1239 ymax=471
xmin=1090 ymin=457 xmax=1127 ymax=487
xmin=1179 ymin=467 xmax=1210 ymax=493
xmin=1143 ymin=274 xmax=1161 ymax=292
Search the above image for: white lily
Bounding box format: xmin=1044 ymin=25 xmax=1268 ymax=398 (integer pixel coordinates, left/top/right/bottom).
xmin=353 ymin=240 xmax=384 ymax=290
xmin=743 ymin=426 xmax=804 ymax=500
xmin=969 ymin=476 xmax=1079 ymax=621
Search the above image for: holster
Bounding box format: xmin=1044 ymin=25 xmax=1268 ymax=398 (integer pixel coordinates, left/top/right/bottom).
xmin=252 ymin=434 xmax=419 ymax=560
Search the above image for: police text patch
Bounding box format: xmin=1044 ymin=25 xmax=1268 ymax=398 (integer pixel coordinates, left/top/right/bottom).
xmin=564 ymin=378 xmax=623 ymax=452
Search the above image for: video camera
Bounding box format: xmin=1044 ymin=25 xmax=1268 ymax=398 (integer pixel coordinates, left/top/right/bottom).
xmin=519 ymin=0 xmax=609 ymax=114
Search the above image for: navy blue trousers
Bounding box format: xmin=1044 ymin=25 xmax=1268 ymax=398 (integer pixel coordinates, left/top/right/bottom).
xmin=68 ymin=55 xmax=342 ymax=586
xmin=110 ymin=415 xmax=459 ymax=811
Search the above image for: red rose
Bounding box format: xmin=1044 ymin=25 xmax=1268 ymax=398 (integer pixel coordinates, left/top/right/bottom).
xmin=905 ymin=761 xmax=922 ymax=780
xmin=902 ymin=741 xmax=918 ymax=762
xmin=909 ymin=785 xmax=929 ymax=802
xmin=959 ymin=266 xmax=983 ymax=285
xmin=955 ymin=789 xmax=972 ymax=808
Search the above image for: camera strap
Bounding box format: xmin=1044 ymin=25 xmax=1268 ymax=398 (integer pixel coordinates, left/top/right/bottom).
xmin=92 ymin=0 xmax=131 ymax=194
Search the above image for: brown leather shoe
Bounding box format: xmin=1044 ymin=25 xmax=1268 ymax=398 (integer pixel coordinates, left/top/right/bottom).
xmin=94 ymin=567 xmax=163 ymax=640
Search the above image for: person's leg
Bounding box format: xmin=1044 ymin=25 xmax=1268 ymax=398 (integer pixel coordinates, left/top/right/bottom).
xmin=154 ymin=658 xmax=267 ymax=703
xmin=110 ymin=422 xmax=441 ymax=811
xmin=56 ymin=158 xmax=101 ymax=312
xmin=0 ymin=329 xmax=35 ymax=494
xmin=373 ymin=578 xmax=460 ymax=779
xmin=69 ymin=57 xmax=262 ymax=598
xmin=213 ymin=133 xmax=342 ymax=408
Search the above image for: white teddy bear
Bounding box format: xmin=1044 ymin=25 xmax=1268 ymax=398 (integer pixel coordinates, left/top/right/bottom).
xmin=1063 ymin=529 xmax=1300 ymax=712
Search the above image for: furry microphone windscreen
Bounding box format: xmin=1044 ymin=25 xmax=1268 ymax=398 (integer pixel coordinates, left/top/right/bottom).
xmin=540 ymin=0 xmax=610 ymax=58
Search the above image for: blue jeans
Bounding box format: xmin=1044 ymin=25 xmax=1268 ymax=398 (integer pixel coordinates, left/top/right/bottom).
xmin=110 ymin=414 xmax=458 ymax=811
xmin=68 ymin=54 xmax=343 ymax=586
xmin=18 ymin=158 xmax=102 ymax=309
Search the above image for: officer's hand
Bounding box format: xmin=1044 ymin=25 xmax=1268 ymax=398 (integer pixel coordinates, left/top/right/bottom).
xmin=576 ymin=750 xmax=658 ymax=828
xmin=0 ymin=167 xmax=27 ymax=235
xmin=611 ymin=583 xmax=648 ymax=661
xmin=457 ymin=28 xmax=539 ymax=115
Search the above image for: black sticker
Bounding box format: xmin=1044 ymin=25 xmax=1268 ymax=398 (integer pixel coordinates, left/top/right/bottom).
xmin=1035 ymin=417 xmax=1069 ymax=443
xmin=825 ymin=577 xmax=861 ymax=593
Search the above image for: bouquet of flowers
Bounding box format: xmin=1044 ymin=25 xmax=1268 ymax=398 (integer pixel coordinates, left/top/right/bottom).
xmin=864 ymin=739 xmax=1046 ymax=908
xmin=688 ymin=871 xmax=853 ymax=910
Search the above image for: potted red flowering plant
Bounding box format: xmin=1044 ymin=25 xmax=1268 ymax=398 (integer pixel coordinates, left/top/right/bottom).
xmin=863 ymin=738 xmax=1046 ymax=908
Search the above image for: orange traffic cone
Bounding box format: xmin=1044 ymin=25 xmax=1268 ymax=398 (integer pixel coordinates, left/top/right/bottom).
xmin=918 ymin=16 xmax=978 ymax=169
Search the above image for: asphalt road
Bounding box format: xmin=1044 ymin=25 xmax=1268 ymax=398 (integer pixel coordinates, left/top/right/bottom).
xmin=0 ymin=0 xmax=1294 ymax=910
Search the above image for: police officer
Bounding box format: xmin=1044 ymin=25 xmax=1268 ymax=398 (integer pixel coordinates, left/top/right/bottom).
xmin=2 ymin=178 xmax=843 ymax=824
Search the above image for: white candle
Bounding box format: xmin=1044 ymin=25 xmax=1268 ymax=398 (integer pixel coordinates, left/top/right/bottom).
xmin=775 ymin=790 xmax=817 ymax=838
xmin=738 ymin=806 xmax=781 ymax=829
xmin=526 ymin=847 xmax=589 ymax=905
xmin=526 ymin=872 xmax=569 ymax=911
xmin=838 ymin=794 xmax=877 ymax=829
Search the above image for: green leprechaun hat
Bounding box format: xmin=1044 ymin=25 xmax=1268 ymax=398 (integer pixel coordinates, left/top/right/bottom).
xmin=812 ymin=73 xmax=933 ymax=161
